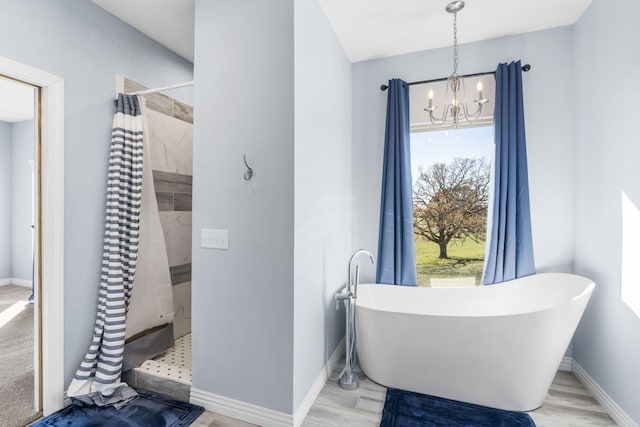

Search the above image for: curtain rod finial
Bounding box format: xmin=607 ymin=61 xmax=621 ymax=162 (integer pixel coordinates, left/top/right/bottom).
xmin=380 ymin=84 xmax=389 ymax=91
xmin=522 ymin=64 xmax=531 ymax=72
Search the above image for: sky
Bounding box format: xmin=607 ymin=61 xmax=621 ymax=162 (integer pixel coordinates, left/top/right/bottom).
xmin=410 ymin=125 xmax=493 ymax=183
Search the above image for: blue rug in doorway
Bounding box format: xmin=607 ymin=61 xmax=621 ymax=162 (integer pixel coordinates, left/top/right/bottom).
xmin=381 ymin=388 xmax=536 ymax=427
xmin=31 ymin=388 xmax=204 ymax=427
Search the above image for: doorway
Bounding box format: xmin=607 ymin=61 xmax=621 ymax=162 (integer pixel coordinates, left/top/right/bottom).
xmin=116 ymin=76 xmax=194 ymax=402
xmin=0 ymin=56 xmax=65 ymax=419
xmin=0 ymin=74 xmax=40 ymax=427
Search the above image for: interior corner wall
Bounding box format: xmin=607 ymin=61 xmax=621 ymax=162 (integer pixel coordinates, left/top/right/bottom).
xmin=351 ymin=26 xmax=576 ymax=284
xmin=192 ymin=0 xmax=295 ymax=414
xmin=293 ymin=0 xmax=352 ymax=411
xmin=11 ymin=120 xmax=35 ymax=282
xmin=0 ymin=122 xmax=11 ymax=279
xmin=573 ymin=0 xmax=640 ymax=423
xmin=0 ymin=1 xmax=193 ymax=386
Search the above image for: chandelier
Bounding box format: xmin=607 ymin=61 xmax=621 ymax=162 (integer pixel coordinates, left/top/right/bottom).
xmin=424 ymin=1 xmax=488 ymax=128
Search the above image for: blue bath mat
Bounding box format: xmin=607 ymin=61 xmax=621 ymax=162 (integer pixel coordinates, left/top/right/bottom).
xmin=30 ymin=388 xmax=204 ymax=427
xmin=381 ymin=388 xmax=536 ymax=427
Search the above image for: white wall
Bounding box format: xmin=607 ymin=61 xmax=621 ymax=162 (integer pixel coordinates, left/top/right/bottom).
xmin=0 ymin=122 xmax=10 ymax=279
xmin=573 ymin=0 xmax=640 ymax=423
xmin=11 ymin=120 xmax=34 ymax=281
xmin=293 ymin=0 xmax=352 ymax=411
xmin=192 ymin=0 xmax=295 ymax=414
xmin=351 ymin=27 xmax=576 ymax=284
xmin=0 ymin=0 xmax=193 ymax=385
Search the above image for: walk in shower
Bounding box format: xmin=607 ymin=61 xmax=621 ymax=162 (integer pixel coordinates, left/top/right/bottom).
xmin=118 ymin=77 xmax=193 ymax=401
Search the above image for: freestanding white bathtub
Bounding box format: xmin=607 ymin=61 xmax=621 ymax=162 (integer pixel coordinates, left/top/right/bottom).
xmin=356 ymin=273 xmax=594 ymax=411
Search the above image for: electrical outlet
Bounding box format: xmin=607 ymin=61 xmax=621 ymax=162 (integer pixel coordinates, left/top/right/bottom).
xmin=201 ymin=229 xmax=228 ymax=249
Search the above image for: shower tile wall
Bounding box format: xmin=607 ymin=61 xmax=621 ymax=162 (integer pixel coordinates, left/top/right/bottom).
xmin=124 ymin=77 xmax=193 ymax=340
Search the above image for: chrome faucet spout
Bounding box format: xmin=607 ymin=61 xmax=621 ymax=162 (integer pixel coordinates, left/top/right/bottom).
xmin=348 ymin=249 xmax=375 ymax=296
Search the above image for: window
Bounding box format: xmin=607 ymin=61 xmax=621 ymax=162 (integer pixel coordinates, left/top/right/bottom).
xmin=409 ymin=78 xmax=494 ymax=287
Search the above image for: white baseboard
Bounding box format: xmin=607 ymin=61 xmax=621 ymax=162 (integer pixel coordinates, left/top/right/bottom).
xmin=190 ymin=338 xmax=346 ymax=427
xmin=558 ymin=356 xmax=573 ymax=372
xmin=572 ymin=359 xmax=638 ymax=427
xmin=293 ymin=337 xmax=346 ymax=427
xmin=12 ymin=279 xmax=32 ymax=288
xmin=190 ymin=388 xmax=293 ymax=427
xmin=0 ymin=278 xmax=32 ymax=288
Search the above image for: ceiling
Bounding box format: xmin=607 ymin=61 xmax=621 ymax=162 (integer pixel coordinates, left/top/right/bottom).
xmin=0 ymin=2 xmax=594 ymax=124
xmin=318 ymin=0 xmax=593 ymax=62
xmin=0 ymin=78 xmax=35 ymax=123
xmin=91 ymin=0 xmax=592 ymax=65
xmin=91 ymin=0 xmax=195 ymax=62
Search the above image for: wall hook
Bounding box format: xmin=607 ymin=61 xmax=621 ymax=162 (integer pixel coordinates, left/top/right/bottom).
xmin=243 ymin=155 xmax=254 ymax=181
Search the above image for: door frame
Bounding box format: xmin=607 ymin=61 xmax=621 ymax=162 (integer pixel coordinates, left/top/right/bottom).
xmin=0 ymin=55 xmax=65 ymax=416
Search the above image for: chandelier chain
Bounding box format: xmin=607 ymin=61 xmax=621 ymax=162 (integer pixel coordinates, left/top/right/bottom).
xmin=452 ymin=12 xmax=459 ymax=77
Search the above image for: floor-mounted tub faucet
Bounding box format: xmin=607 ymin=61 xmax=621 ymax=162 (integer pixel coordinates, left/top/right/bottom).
xmin=335 ymin=249 xmax=375 ymax=390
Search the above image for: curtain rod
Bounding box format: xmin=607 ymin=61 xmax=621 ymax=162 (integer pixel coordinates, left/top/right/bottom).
xmin=379 ymin=64 xmax=531 ymax=91
xmin=127 ymin=80 xmax=194 ymax=96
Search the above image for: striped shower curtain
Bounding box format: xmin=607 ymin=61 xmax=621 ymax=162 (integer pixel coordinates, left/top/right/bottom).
xmin=67 ymin=94 xmax=144 ymax=407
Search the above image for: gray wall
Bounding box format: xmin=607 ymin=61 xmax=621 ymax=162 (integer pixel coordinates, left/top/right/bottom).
xmin=0 ymin=122 xmax=10 ymax=279
xmin=192 ymin=0 xmax=353 ymax=415
xmin=11 ymin=120 xmax=34 ymax=281
xmin=193 ymin=0 xmax=295 ymax=414
xmin=0 ymin=120 xmax=33 ymax=282
xmin=0 ymin=0 xmax=193 ymax=385
xmin=573 ymin=0 xmax=640 ymax=423
xmin=351 ymin=27 xmax=576 ymax=285
xmin=293 ymin=0 xmax=352 ymax=410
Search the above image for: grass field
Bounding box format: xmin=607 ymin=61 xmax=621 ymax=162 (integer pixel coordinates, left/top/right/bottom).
xmin=415 ymin=237 xmax=485 ymax=286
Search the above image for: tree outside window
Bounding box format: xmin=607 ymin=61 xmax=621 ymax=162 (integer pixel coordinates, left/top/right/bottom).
xmin=410 ymin=127 xmax=492 ymax=287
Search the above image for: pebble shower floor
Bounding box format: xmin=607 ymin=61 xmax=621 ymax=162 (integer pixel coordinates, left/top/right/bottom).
xmin=139 ymin=333 xmax=192 ymax=384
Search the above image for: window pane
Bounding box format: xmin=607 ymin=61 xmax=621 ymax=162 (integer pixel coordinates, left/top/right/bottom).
xmin=410 ymin=126 xmax=493 ymax=287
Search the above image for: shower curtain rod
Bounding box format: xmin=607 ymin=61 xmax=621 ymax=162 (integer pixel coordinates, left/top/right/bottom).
xmin=379 ymin=64 xmax=531 ymax=91
xmin=127 ymin=80 xmax=194 ymax=96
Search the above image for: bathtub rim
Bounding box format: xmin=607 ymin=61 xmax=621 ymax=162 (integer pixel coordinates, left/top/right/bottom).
xmin=355 ymin=272 xmax=595 ymax=319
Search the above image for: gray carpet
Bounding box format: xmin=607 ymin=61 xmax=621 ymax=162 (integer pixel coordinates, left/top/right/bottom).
xmin=0 ymin=285 xmax=40 ymax=427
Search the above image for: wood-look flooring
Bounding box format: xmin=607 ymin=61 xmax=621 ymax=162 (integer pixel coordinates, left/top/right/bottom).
xmin=191 ymin=359 xmax=618 ymax=426
xmin=192 ymin=411 xmax=256 ymax=427
xmin=301 ymin=361 xmax=617 ymax=427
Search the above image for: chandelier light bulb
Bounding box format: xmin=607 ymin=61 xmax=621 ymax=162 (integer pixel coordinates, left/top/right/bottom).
xmin=423 ymin=1 xmax=487 ymax=128
xmin=428 ymin=89 xmax=434 ymax=108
